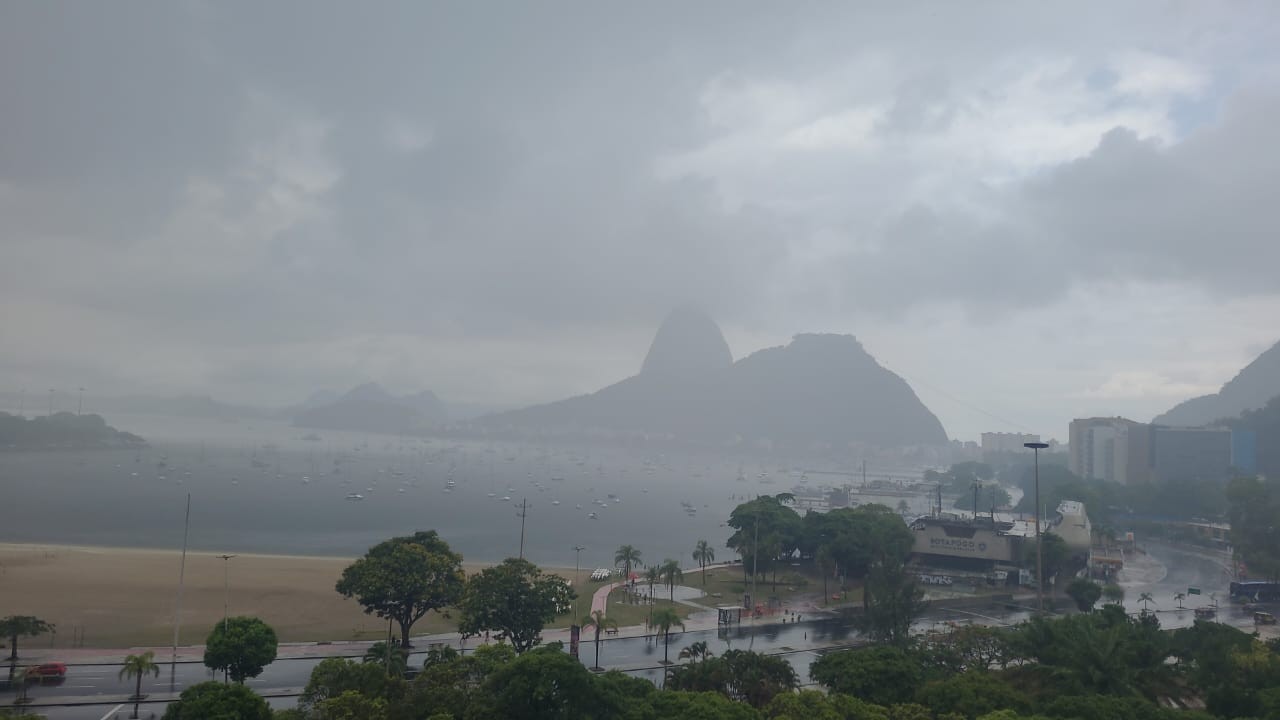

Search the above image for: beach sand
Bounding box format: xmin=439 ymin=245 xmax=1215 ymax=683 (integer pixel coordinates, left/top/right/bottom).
xmin=0 ymin=543 xmax=579 ymax=648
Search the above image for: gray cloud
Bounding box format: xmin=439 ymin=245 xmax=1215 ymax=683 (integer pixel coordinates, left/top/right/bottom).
xmin=2 ymin=1 xmax=1279 ymax=435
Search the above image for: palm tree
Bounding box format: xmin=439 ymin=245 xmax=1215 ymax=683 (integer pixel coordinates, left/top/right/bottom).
xmin=650 ymin=607 xmax=685 ymax=665
xmin=660 ymin=559 xmax=684 ymax=602
xmin=678 ymin=640 xmax=713 ymax=664
xmin=692 ymin=540 xmax=715 ymax=586
xmin=362 ymin=641 xmax=408 ymax=676
xmin=1173 ymin=592 xmax=1186 ymax=609
xmin=0 ymin=615 xmax=54 ymax=662
xmin=614 ymin=545 xmax=642 ymax=582
xmin=1138 ymin=591 xmax=1155 ymax=613
xmin=119 ymin=651 xmax=160 ymax=719
xmin=581 ymin=609 xmax=617 ymax=671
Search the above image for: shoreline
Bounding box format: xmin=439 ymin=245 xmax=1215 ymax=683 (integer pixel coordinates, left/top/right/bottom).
xmin=0 ymin=541 xmax=576 ymax=573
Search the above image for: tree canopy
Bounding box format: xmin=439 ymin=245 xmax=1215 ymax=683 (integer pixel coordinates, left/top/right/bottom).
xmin=161 ymin=681 xmax=272 ymax=720
xmin=335 ymin=530 xmax=466 ymax=648
xmin=457 ymin=557 xmax=574 ymax=653
xmin=203 ymin=616 xmax=279 ymax=683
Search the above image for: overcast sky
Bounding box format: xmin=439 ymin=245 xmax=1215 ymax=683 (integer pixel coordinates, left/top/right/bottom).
xmin=3 ymin=1 xmax=1279 ymax=442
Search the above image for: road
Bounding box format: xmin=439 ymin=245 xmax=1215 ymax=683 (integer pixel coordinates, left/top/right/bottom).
xmin=19 ymin=541 xmax=1266 ymax=719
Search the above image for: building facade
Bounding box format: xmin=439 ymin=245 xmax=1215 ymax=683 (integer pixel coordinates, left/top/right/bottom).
xmin=981 ymin=432 xmax=1041 ymax=456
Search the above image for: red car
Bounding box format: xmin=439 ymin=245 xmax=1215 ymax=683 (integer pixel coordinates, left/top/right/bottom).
xmin=25 ymin=663 xmax=67 ymax=681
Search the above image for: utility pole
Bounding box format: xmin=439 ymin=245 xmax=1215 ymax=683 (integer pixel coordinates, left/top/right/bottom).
xmin=972 ymin=481 xmax=981 ymax=517
xmin=1025 ymin=442 xmax=1049 ymax=612
xmin=77 ymin=387 xmax=85 ymax=416
xmin=517 ymin=498 xmax=528 ymax=560
xmin=47 ymin=388 xmax=54 ymax=416
xmin=573 ymin=545 xmax=585 ymax=619
xmin=217 ymin=554 xmax=236 ymax=682
xmin=18 ymin=389 xmax=24 ymax=418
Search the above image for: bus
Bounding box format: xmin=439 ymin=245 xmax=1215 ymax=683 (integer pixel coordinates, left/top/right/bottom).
xmin=1230 ymin=581 xmax=1280 ymax=602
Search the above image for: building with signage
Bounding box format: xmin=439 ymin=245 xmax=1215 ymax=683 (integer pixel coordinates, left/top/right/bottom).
xmin=909 ymin=515 xmax=1027 ymax=572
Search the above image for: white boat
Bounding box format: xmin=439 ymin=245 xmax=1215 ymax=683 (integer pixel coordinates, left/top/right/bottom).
xmin=588 ymin=512 xmax=598 ymax=519
xmin=501 ymin=496 xmax=511 ymax=501
xmin=552 ymin=500 xmax=561 ymax=505
xmin=345 ymin=493 xmax=365 ymax=501
xmin=488 ymin=492 xmax=497 ymax=498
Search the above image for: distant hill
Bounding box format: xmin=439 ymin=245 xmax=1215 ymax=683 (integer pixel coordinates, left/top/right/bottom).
xmin=483 ymin=310 xmax=947 ymax=447
xmin=1154 ymin=339 xmax=1280 ymax=426
xmin=0 ymin=411 xmax=145 ymax=449
xmin=80 ymin=394 xmax=273 ymax=420
xmin=293 ymin=383 xmax=446 ymax=435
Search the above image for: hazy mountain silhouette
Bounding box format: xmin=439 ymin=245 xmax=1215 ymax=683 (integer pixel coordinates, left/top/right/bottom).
xmin=640 ymin=305 xmax=733 ymax=377
xmin=1154 ymin=339 xmax=1280 ymax=425
xmin=293 ymin=383 xmax=446 ymax=434
xmin=484 ymin=310 xmax=947 ymax=447
xmin=0 ymin=411 xmax=145 ymax=449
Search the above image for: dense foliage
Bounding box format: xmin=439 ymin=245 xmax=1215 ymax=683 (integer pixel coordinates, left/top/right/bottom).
xmin=456 ymin=557 xmax=575 ymax=653
xmin=0 ymin=411 xmax=144 ymax=449
xmin=336 ymin=530 xmax=467 ymax=648
xmin=203 ymin=616 xmax=279 ymax=683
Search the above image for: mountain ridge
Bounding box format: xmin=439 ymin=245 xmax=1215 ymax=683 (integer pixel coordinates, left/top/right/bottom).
xmin=1154 ymin=339 xmax=1280 ymax=425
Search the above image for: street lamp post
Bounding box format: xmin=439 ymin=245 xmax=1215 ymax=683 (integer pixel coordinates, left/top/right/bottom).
xmin=1025 ymin=442 xmax=1049 ymax=612
xmin=77 ymin=387 xmax=85 ymax=416
xmin=217 ymin=554 xmax=236 ymax=682
xmin=573 ymin=545 xmax=586 ymax=620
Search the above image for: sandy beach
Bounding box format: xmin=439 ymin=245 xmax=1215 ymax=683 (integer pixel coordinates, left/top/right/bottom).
xmin=0 ymin=543 xmax=578 ymax=648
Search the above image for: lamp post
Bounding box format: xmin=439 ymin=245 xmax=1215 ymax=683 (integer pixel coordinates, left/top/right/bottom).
xmin=217 ymin=554 xmax=236 ymax=682
xmin=1024 ymin=442 xmax=1049 ymax=612
xmin=573 ymin=545 xmax=586 ymax=619
xmin=77 ymin=387 xmax=85 ymax=416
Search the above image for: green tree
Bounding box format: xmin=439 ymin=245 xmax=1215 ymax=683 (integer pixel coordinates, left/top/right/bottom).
xmin=335 ymin=530 xmax=465 ymax=648
xmin=1137 ymin=591 xmax=1155 ymax=613
xmin=766 ymin=690 xmax=890 ymax=720
xmin=1065 ymin=578 xmax=1103 ymax=613
xmin=650 ymin=606 xmax=685 ymax=665
xmin=581 ymin=609 xmax=617 ymax=671
xmin=679 ymin=640 xmax=714 ymax=663
xmin=476 ymin=645 xmax=610 ymax=720
xmin=815 ymin=544 xmax=834 ymax=606
xmin=161 ymin=681 xmax=272 ymax=720
xmin=119 ymin=651 xmax=160 ymax=719
xmin=1102 ymin=584 xmax=1125 ymax=603
xmin=914 ymin=671 xmax=1029 ymax=719
xmin=666 ymin=649 xmax=798 ymax=708
xmin=810 ymin=646 xmax=921 ymax=706
xmin=693 ymin=539 xmax=716 ymax=586
xmin=860 ymin=559 xmax=926 ymax=646
xmin=1173 ymin=591 xmax=1186 ymax=609
xmin=299 ymin=658 xmax=394 ymax=714
xmin=1023 ymin=533 xmax=1071 ymax=585
xmin=361 ymin=641 xmax=408 ymax=677
xmin=650 ymin=690 xmax=764 ymax=720
xmin=614 ymin=544 xmax=643 ymax=581
xmin=660 ymin=558 xmax=684 ymax=602
xmin=311 ymin=690 xmax=389 ymax=720
xmin=203 ymin=616 xmax=279 ymax=683
xmin=457 ymin=558 xmax=574 ymax=653
xmin=0 ymin=615 xmax=54 ymax=662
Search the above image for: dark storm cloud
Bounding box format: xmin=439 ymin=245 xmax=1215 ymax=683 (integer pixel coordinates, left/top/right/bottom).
xmin=1 ymin=0 xmax=1279 ymax=416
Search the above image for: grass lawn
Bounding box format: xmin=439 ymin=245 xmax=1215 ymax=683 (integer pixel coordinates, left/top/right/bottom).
xmin=694 ymin=562 xmax=863 ymax=609
xmin=602 ymin=594 xmax=696 ymax=628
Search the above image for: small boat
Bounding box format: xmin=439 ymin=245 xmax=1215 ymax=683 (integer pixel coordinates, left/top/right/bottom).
xmin=552 ymin=500 xmax=561 ymax=506
xmin=345 ymin=493 xmax=365 ymax=501
xmin=487 ymin=492 xmax=496 ymax=498
xmin=588 ymin=512 xmax=598 ymax=519
xmin=501 ymin=496 xmax=511 ymax=501
xmin=575 ymin=504 xmax=583 ymax=509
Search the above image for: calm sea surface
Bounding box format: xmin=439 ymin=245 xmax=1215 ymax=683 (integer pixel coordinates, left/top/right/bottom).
xmin=0 ymin=414 xmax=934 ymax=570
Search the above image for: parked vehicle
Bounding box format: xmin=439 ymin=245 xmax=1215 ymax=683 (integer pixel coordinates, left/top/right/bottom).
xmin=1255 ymin=611 xmax=1277 ymax=625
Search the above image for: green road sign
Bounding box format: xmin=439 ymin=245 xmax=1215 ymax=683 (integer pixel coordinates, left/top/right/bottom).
xmin=1188 ymin=587 xmax=1201 ymax=595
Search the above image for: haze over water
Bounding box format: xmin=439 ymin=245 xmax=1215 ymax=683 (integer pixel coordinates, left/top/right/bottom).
xmin=0 ymin=413 xmax=934 ymax=569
